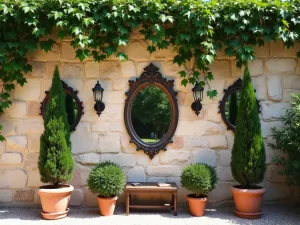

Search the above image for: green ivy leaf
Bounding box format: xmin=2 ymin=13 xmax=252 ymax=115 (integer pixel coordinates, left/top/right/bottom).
xmin=181 ymin=79 xmax=188 ymax=87
xmin=39 ymin=39 xmax=55 ymax=53
xmin=116 ymin=52 xmax=128 ymax=61
xmin=207 ymin=90 xmax=218 ymax=99
xmin=147 ymin=46 xmax=156 ymax=54
xmin=75 ymin=49 xmax=90 ymax=61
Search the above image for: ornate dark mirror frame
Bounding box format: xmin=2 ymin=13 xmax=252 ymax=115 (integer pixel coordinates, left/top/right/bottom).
xmin=124 ymin=63 xmax=179 ymax=159
xmin=218 ymin=78 xmax=261 ymax=132
xmin=40 ymin=80 xmax=84 ymax=131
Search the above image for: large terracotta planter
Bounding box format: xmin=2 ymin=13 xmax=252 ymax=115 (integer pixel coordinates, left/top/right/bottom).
xmin=186 ymin=194 xmax=207 ymax=217
xmin=38 ymin=184 xmax=74 ymax=220
xmin=231 ymin=185 xmax=265 ymax=219
xmin=97 ymin=196 xmax=118 ymax=216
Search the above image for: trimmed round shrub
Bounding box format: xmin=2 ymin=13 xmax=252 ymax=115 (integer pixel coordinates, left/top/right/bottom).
xmin=87 ymin=161 xmax=126 ymax=198
xmin=181 ymin=163 xmax=218 ymax=197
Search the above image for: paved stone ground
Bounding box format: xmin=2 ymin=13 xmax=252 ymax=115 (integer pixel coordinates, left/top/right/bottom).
xmin=0 ymin=206 xmax=299 ymax=225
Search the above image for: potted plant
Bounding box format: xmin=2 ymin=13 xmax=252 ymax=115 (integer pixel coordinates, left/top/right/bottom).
xmin=181 ymin=163 xmax=218 ymax=217
xmin=231 ymin=65 xmax=266 ymax=219
xmin=269 ymin=93 xmax=300 ymax=186
xmin=38 ymin=66 xmax=74 ymax=220
xmin=87 ymin=161 xmax=126 ymax=216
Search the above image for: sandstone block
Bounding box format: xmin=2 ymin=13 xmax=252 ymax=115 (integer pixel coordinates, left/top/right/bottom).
xmin=6 ymin=135 xmax=27 ymax=151
xmin=85 ymin=61 xmax=100 ymax=78
xmin=91 ymin=122 xmax=108 ymax=132
xmin=0 ymin=169 xmax=27 ymax=188
xmin=109 ymin=122 xmax=125 ymax=132
xmin=284 ymin=42 xmax=300 ymax=57
xmin=159 ymin=150 xmax=190 ymax=165
xmin=14 ymin=189 xmax=34 ymax=202
xmin=45 ymin=62 xmax=60 ymax=77
xmin=0 ymin=141 xmax=5 ymax=154
xmin=248 ymin=59 xmax=264 ymax=76
xmin=265 ymin=59 xmax=297 ymax=74
xmin=27 ymin=170 xmax=43 ymax=188
xmin=202 ymin=80 xmax=226 ymax=104
xmin=5 ymin=101 xmax=27 ymax=119
xmin=168 ymin=136 xmax=184 ymax=149
xmin=159 ymin=61 xmax=185 ymax=78
xmin=226 ymin=132 xmax=234 ymax=150
xmin=179 ymin=105 xmax=204 ymax=121
xmin=27 ymin=43 xmax=60 ymax=61
xmin=28 ymin=133 xmax=41 ymax=152
xmin=0 ymin=120 xmax=19 ymax=136
xmin=208 ymin=182 xmax=235 ymax=202
xmin=270 ymin=41 xmax=284 ymax=57
xmin=136 ymin=151 xmax=160 ymax=167
xmin=209 ymin=135 xmax=227 ymax=150
xmin=120 ymin=134 xmax=136 ymax=154
xmin=101 ymin=154 xmax=136 ymax=167
xmin=217 ymin=166 xmax=234 ymax=181
xmin=1 ymin=152 xmax=22 ymax=165
xmin=191 ymin=149 xmax=217 ymax=166
xmin=61 ymin=63 xmax=84 ymax=78
xmin=184 ymin=136 xmax=209 ymax=149
xmin=267 ymin=76 xmax=282 ymax=101
xmin=70 ymin=164 xmax=91 ymax=187
xmin=176 ymin=121 xmax=224 ymax=136
xmin=113 ymin=78 xmax=127 ymax=91
xmin=98 ymin=134 xmax=121 ymax=153
xmin=151 ymin=47 xmax=177 ymax=61
xmin=102 ymin=91 xmax=125 ymax=104
xmin=251 ymin=76 xmax=267 ymax=101
xmin=174 ymin=79 xmax=193 ymax=93
xmin=267 ymin=165 xmax=286 ymax=183
xmin=177 ymin=92 xmax=186 ymax=105
xmin=261 ymin=121 xmax=283 ymax=138
xmin=209 ymin=60 xmax=231 ymax=78
xmin=0 ymin=189 xmax=13 ymax=203
xmin=206 ymin=104 xmax=222 ymax=123
xmin=261 ymin=101 xmax=290 ymax=121
xmin=17 ymin=119 xmax=44 ymax=134
xmin=99 ymin=61 xmax=121 ymax=79
xmin=76 ymin=153 xmax=100 ymax=165
xmin=63 ymin=79 xmax=84 ymax=93
xmin=70 ymin=189 xmax=84 ymax=206
xmin=121 ymin=61 xmax=136 ymax=78
xmin=13 ymin=79 xmax=41 ymax=101
xmin=255 ymin=44 xmax=270 ymax=58
xmin=24 ymin=153 xmax=39 ymax=171
xmin=283 ymin=75 xmax=300 ymax=89
xmin=217 ymin=150 xmax=232 ymax=166
xmin=83 ymin=187 xmax=98 ymax=207
xmin=263 ymin=182 xmax=291 ymax=201
xmin=146 ymin=166 xmax=181 ymax=177
xmin=124 ymin=41 xmax=150 ymax=61
xmin=283 ymin=89 xmax=300 ymax=102
xmin=61 ymin=42 xmax=79 ymax=61
xmin=27 ymin=101 xmax=41 ymax=117
xmin=28 ymin=61 xmax=45 ymax=77
xmin=127 ymin=167 xmax=145 ymax=182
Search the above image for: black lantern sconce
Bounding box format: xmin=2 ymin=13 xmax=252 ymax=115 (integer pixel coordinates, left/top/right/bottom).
xmin=191 ymin=81 xmax=204 ymax=116
xmin=92 ymin=81 xmax=105 ymax=117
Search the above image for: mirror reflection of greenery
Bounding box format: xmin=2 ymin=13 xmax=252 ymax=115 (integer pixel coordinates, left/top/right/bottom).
xmin=225 ymin=91 xmax=239 ymax=126
xmin=132 ymin=85 xmax=171 ymax=144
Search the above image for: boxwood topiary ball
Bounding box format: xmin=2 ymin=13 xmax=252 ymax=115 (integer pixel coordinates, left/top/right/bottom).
xmin=87 ymin=161 xmax=126 ymax=198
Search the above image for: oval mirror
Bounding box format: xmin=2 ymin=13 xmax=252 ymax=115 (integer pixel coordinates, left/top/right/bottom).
xmin=219 ymin=78 xmax=261 ymax=132
xmin=124 ymin=63 xmax=178 ymax=159
xmin=40 ymin=81 xmax=84 ymax=131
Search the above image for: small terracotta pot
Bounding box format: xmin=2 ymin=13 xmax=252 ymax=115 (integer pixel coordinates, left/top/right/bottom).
xmin=38 ymin=184 xmax=74 ymax=220
xmin=231 ymin=185 xmax=265 ymax=219
xmin=97 ymin=196 xmax=118 ymax=216
xmin=186 ymin=194 xmax=207 ymax=217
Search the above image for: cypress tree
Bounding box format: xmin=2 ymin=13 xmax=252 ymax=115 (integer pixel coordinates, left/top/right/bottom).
xmin=228 ymin=91 xmax=238 ymax=126
xmin=231 ymin=65 xmax=266 ymax=188
xmin=39 ymin=66 xmax=74 ymax=188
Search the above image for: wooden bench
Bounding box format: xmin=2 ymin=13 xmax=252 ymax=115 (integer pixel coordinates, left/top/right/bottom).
xmin=125 ymin=182 xmax=178 ymax=216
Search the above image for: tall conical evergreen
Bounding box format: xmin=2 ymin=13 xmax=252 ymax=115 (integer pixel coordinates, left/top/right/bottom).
xmin=231 ymin=65 xmax=266 ymax=188
xmin=228 ymin=92 xmax=238 ymax=126
xmin=39 ymin=66 xmax=74 ymax=187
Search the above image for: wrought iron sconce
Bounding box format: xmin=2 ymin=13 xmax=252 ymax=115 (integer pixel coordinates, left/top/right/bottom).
xmin=191 ymin=81 xmax=204 ymax=116
xmin=92 ymin=81 xmax=105 ymax=117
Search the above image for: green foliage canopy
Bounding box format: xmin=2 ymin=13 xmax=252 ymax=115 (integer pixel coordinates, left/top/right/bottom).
xmin=0 ymin=0 xmax=300 ymax=141
xmin=269 ymin=94 xmax=300 ymax=186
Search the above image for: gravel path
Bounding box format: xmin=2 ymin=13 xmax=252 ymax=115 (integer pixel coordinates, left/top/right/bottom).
xmin=0 ymin=205 xmax=299 ymax=225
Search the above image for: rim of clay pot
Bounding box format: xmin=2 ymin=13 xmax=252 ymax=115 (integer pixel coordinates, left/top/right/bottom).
xmin=97 ymin=195 xmax=118 ymax=200
xmin=231 ymin=185 xmax=265 ymax=194
xmin=187 ymin=194 xmax=208 ymax=200
xmin=39 ymin=184 xmax=74 ymax=194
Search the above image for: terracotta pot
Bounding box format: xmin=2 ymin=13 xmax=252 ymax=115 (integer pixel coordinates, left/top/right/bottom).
xmin=38 ymin=184 xmax=74 ymax=220
xmin=231 ymin=185 xmax=265 ymax=219
xmin=97 ymin=196 xmax=118 ymax=216
xmin=186 ymin=194 xmax=207 ymax=217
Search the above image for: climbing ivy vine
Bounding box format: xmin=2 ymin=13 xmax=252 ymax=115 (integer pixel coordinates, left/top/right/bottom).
xmin=0 ymin=0 xmax=299 ymax=141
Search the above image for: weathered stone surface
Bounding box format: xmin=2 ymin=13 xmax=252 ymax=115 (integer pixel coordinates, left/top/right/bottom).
xmin=98 ymin=134 xmax=121 ymax=153
xmin=267 ymin=76 xmax=282 ymax=101
xmin=61 ymin=42 xmax=79 ymax=61
xmin=127 ymin=167 xmax=145 ymax=182
xmin=120 ymin=134 xmax=136 ymax=154
xmin=91 ymin=122 xmax=108 ymax=132
xmin=0 ymin=189 xmax=13 ymax=202
xmin=27 ymin=170 xmax=43 ymax=188
xmin=159 ymin=61 xmax=185 ymax=78
xmin=248 ymin=59 xmax=264 ymax=76
xmin=121 ymin=61 xmax=136 ymax=78
xmin=27 ymin=43 xmax=60 ymax=61
xmin=151 ymin=48 xmax=177 ymax=61
xmin=208 ymin=182 xmax=235 ymax=202
xmin=6 ymin=135 xmax=27 ymax=151
xmin=113 ymin=78 xmax=127 ymax=91
xmin=283 ymin=75 xmax=300 ymax=89
xmin=61 ymin=63 xmax=84 ymax=78
xmin=109 ymin=122 xmax=125 ymax=132
xmin=14 ymin=189 xmax=35 ymax=202
xmin=136 ymin=151 xmax=160 ymax=167
xmin=1 ymin=152 xmax=22 ymax=165
xmin=176 ymin=121 xmax=224 ymax=136
xmin=103 ymin=91 xmax=125 ymax=104
xmin=17 ymin=119 xmax=44 ymax=134
xmin=261 ymin=121 xmax=283 ymax=138
xmin=23 ymin=153 xmax=39 ymax=171
xmin=209 ymin=135 xmax=227 ymax=150
xmin=101 ymin=154 xmax=136 ymax=167
xmin=83 ymin=187 xmax=98 ymax=207
xmin=160 ymin=151 xmax=190 ymax=165
xmin=27 ymin=101 xmax=41 ymax=117
xmin=177 ymin=92 xmax=186 ymax=105
xmin=226 ymin=132 xmax=234 ymax=150
xmin=168 ymin=136 xmax=184 ymax=149
xmin=255 ymin=44 xmax=270 ymax=58
xmin=28 ymin=133 xmax=41 ymax=152
xmin=13 ymin=79 xmax=41 ymax=101
xmin=270 ymin=41 xmax=284 ymax=57
xmin=5 ymin=101 xmax=27 ymax=119
xmin=265 ymin=59 xmax=297 ymax=74
xmin=191 ymin=149 xmax=217 ymax=166
xmin=124 ymin=41 xmax=150 ymax=61
xmin=70 ymin=189 xmax=84 ymax=206
xmin=210 ymin=60 xmax=231 ymax=78
xmin=252 ymin=76 xmax=267 ymax=100
xmin=28 ymin=62 xmax=45 ymax=77
xmin=184 ymin=136 xmax=209 ymax=149
xmin=217 ymin=166 xmax=234 ymax=181
xmin=217 ymin=150 xmax=231 ymax=166
xmin=45 ymin=62 xmax=60 ymax=77
xmin=146 ymin=166 xmax=181 ymax=177
xmin=261 ymin=102 xmax=290 ymax=121
xmin=76 ymin=153 xmax=100 ymax=165
xmin=202 ymin=80 xmax=226 ymax=104
xmin=283 ymin=89 xmax=300 ymax=102
xmin=85 ymin=61 xmax=100 ymax=78
xmin=0 ymin=121 xmax=19 ymax=136
xmin=206 ymin=104 xmax=222 ymax=123
xmin=0 ymin=169 xmax=27 ymax=188
xmin=70 ymin=164 xmax=91 ymax=187
xmin=267 ymin=165 xmax=286 ymax=183
xmin=71 ymin=123 xmax=98 ymax=154
xmin=264 ymin=183 xmax=291 ymax=201
xmin=179 ymin=105 xmax=204 ymax=121
xmin=99 ymin=61 xmax=121 ymax=79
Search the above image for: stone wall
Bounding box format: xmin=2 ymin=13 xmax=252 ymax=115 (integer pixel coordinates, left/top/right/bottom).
xmin=0 ymin=36 xmax=300 ymax=207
